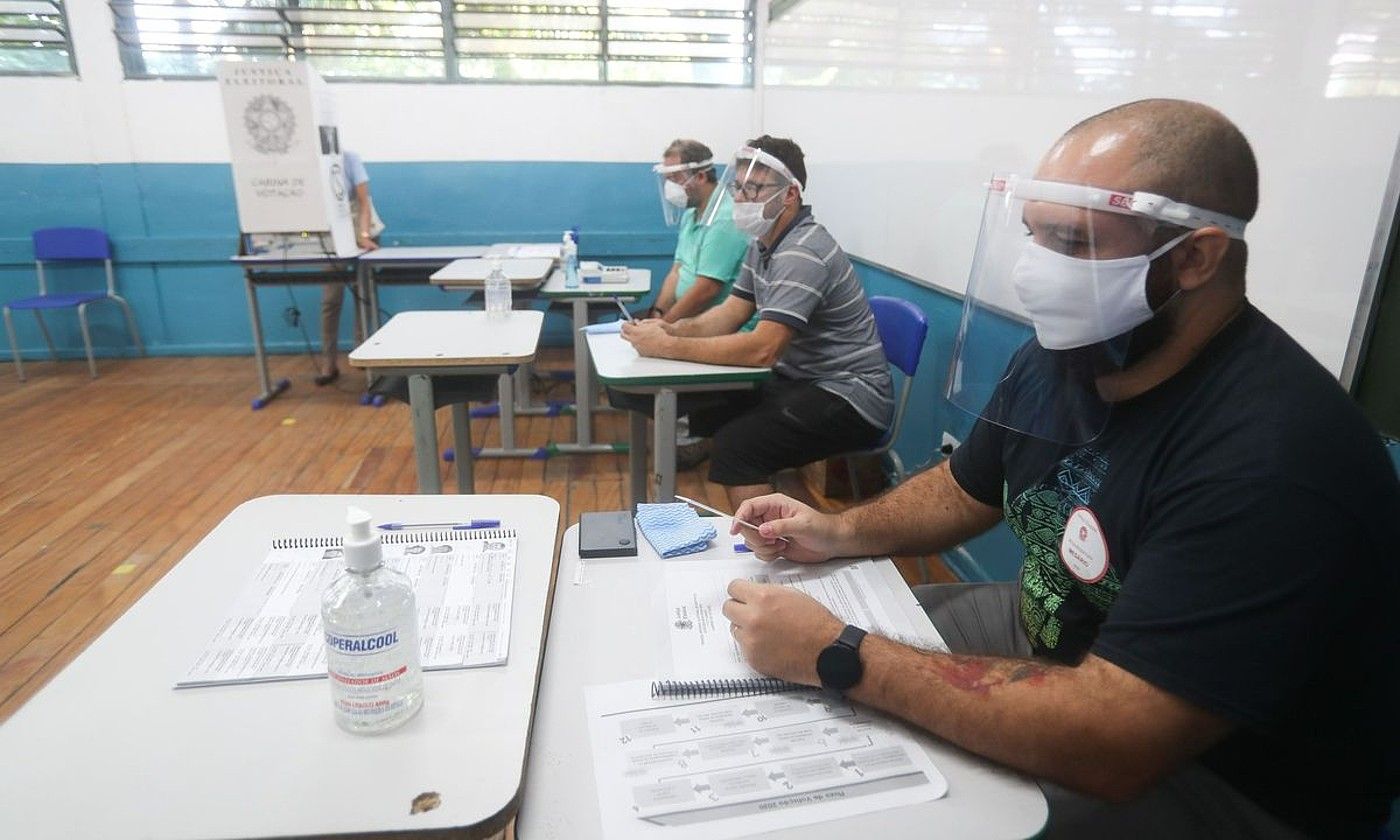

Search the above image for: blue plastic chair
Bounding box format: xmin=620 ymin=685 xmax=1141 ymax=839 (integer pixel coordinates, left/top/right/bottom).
xmin=843 ymin=295 xmax=930 ymax=496
xmin=4 ymin=227 xmax=144 ymax=381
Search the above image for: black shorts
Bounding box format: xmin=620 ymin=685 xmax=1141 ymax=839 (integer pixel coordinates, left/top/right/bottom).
xmin=607 ymin=377 xmax=885 ymax=486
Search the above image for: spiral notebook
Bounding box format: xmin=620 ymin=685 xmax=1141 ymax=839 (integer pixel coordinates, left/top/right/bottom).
xmin=176 ymin=529 xmax=517 ymax=688
xmin=650 ymin=677 xmax=804 ymax=699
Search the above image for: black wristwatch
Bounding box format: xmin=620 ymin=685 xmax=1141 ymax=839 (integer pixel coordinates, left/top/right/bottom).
xmin=816 ymin=624 xmax=867 ymax=695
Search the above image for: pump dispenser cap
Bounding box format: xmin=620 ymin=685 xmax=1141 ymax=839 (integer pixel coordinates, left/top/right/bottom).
xmin=344 ymin=506 xmax=383 ymax=572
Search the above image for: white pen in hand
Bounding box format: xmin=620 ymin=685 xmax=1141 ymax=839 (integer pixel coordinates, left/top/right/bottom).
xmin=674 ymin=494 xmax=790 ymax=545
xmin=614 ymin=297 xmax=636 ymax=324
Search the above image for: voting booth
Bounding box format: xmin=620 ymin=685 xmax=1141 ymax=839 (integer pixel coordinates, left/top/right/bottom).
xmin=217 ymin=60 xmax=357 ymax=257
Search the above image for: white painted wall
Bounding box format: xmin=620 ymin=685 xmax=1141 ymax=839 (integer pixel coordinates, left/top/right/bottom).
xmin=0 ymin=0 xmax=759 ymax=164
xmin=763 ymin=0 xmax=1400 ymax=375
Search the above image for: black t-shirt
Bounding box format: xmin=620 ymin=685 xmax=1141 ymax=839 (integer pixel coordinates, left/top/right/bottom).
xmin=949 ymin=303 xmax=1400 ymax=838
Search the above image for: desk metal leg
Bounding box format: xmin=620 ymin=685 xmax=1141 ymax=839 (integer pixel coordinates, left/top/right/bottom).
xmin=474 ymin=369 xmax=547 ymax=458
xmin=450 ymin=403 xmax=473 ymax=494
xmin=355 ymin=263 xmax=374 ymax=391
xmin=653 ymin=388 xmax=678 ymax=503
xmin=408 ymin=373 xmax=442 ymax=493
xmin=368 ymin=266 xmax=383 ymax=332
xmin=245 ymin=276 xmax=289 ymax=410
xmin=630 ymin=409 xmax=648 ymax=508
xmin=549 ymin=299 xmax=627 ymax=456
xmin=573 ymin=299 xmax=593 ymax=445
xmin=498 ymin=372 xmax=516 ymax=449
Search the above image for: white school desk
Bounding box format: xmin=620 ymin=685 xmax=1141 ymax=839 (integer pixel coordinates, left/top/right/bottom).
xmin=232 ymin=251 xmax=365 ymax=410
xmin=357 ymin=245 xmax=490 ymax=330
xmin=517 ymin=525 xmax=1049 ymax=839
xmin=429 ymin=257 xmax=557 ymax=291
xmin=586 ymin=331 xmax=770 ymax=504
xmin=0 ymin=493 xmax=562 ymax=840
xmin=537 ymin=267 xmax=652 ymax=454
xmin=350 ymin=311 xmax=544 ymax=494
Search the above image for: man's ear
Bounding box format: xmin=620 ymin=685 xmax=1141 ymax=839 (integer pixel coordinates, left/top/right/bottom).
xmin=1173 ymin=228 xmax=1232 ymax=291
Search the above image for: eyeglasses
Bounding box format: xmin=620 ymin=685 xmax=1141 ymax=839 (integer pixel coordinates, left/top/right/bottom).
xmin=728 ymin=180 xmax=784 ymax=202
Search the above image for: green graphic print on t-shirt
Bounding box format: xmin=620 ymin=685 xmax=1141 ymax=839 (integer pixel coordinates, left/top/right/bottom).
xmin=1004 ymin=446 xmax=1122 ymax=657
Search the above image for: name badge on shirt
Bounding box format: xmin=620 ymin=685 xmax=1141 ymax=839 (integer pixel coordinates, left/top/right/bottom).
xmin=1060 ymin=506 xmax=1110 ymax=584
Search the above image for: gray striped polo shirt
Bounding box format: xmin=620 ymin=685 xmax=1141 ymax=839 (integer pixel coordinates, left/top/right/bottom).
xmin=732 ymin=207 xmax=894 ymax=431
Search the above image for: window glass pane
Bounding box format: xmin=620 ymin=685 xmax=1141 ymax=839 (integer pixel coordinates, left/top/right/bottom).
xmin=0 ymin=0 xmax=74 ymax=75
xmin=107 ymin=0 xmax=752 ymax=84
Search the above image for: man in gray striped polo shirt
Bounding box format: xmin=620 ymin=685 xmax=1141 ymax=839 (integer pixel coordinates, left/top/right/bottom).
xmin=617 ymin=136 xmax=893 ymax=508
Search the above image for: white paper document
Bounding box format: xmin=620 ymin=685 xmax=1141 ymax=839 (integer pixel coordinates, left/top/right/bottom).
xmin=178 ymin=531 xmax=517 ymax=687
xmin=585 ymin=680 xmax=948 ymax=840
xmin=665 ymin=558 xmax=943 ymax=680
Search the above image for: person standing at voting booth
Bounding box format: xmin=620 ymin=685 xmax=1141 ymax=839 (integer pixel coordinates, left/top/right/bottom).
xmin=317 ymin=149 xmax=383 ymax=386
xmin=725 ymin=100 xmax=1400 ymax=838
xmin=616 ymin=136 xmax=894 ymax=509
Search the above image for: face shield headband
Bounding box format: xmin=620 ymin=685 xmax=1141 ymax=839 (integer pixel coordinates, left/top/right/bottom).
xmin=653 ymin=158 xmax=715 ymax=225
xmin=992 ymin=176 xmax=1248 ymax=240
xmin=702 ymin=147 xmax=804 ymax=227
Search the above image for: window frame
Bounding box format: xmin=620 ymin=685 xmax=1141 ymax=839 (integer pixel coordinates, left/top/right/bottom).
xmin=106 ymin=0 xmax=756 ymax=87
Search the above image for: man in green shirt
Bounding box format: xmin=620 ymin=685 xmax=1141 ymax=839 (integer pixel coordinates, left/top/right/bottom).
xmin=650 ymin=139 xmax=753 ymax=328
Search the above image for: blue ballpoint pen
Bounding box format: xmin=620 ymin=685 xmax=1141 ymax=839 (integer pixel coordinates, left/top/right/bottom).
xmin=377 ymin=519 xmax=501 ymax=531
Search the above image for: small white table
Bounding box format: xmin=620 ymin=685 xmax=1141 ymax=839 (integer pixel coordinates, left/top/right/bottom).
xmin=350 ymin=311 xmax=544 ymax=493
xmin=517 ymin=525 xmax=1049 ymax=840
xmin=232 ymin=251 xmax=365 ymax=410
xmin=538 ymin=268 xmax=653 ymax=454
xmin=0 ymin=493 xmax=562 ymax=840
xmin=357 ymin=245 xmax=490 ymax=330
xmin=429 ymin=257 xmax=557 ymax=291
xmin=586 ymin=331 xmax=770 ymax=504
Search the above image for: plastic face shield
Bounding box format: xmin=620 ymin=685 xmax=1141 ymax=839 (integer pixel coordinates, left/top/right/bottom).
xmin=946 ymin=173 xmax=1247 ymax=446
xmin=652 ymin=158 xmax=713 ymax=226
xmin=702 ymin=147 xmax=802 ymax=228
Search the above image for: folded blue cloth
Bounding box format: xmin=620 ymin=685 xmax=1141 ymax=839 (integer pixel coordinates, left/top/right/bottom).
xmin=635 ymin=503 xmax=716 ymax=558
xmin=581 ymin=319 xmax=625 ymax=335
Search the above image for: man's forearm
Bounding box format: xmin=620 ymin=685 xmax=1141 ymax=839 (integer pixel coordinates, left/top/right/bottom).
xmin=669 ymin=307 xmax=740 ymax=338
xmin=833 ymin=461 xmax=1002 ymax=557
xmin=851 ymin=640 xmax=1172 ymax=799
xmin=659 ymin=332 xmax=778 ymax=367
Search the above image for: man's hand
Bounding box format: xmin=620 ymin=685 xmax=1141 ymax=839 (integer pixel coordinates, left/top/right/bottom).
xmin=357 ymin=236 xmax=379 ymax=251
xmin=621 ymin=319 xmax=676 ymax=358
xmin=733 ymin=494 xmax=845 ymax=564
xmin=722 ymin=579 xmax=843 ymax=686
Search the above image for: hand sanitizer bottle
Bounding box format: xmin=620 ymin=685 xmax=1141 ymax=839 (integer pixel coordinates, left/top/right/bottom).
xmin=484 ymin=256 xmax=512 ymax=318
xmin=321 ymin=507 xmax=424 ymax=734
xmin=562 ymin=231 xmax=580 ymax=289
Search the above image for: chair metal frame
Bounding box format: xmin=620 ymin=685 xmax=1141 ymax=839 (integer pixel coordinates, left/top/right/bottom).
xmin=4 ymin=227 xmax=145 ymax=381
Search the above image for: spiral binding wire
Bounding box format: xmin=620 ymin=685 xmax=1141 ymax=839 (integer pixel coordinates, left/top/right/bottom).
xmin=270 ymin=529 xmax=514 ymax=549
xmin=650 ymin=677 xmax=806 ymax=699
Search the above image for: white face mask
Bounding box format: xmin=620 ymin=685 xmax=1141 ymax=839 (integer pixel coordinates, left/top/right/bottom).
xmin=1011 ymin=231 xmax=1192 ymax=350
xmin=732 ymin=191 xmax=784 ymax=238
xmin=663 ymin=178 xmax=689 ymax=209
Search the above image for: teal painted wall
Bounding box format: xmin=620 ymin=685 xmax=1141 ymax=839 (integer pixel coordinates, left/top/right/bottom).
xmin=0 ymin=162 xmax=676 ymax=358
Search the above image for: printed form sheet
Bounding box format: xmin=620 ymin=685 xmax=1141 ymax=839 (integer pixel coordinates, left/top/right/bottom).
xmin=585 ymin=680 xmax=948 ymax=839
xmin=665 ymin=558 xmax=943 ymax=679
xmin=177 ymin=533 xmax=517 ymax=687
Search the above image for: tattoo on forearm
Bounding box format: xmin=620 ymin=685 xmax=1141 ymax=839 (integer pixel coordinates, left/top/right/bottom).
xmin=928 ymin=654 xmax=1052 ymax=695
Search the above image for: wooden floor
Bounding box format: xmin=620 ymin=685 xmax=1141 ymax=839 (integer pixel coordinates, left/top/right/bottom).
xmin=0 ymin=349 xmax=952 ymax=724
